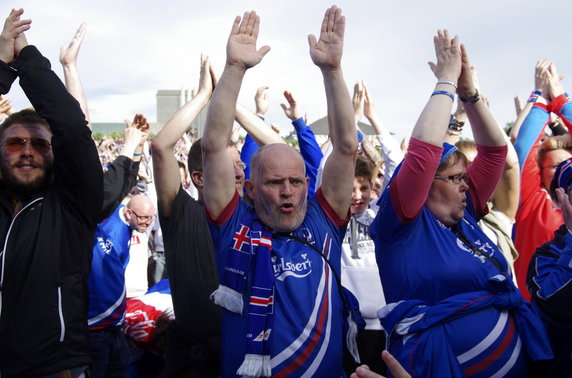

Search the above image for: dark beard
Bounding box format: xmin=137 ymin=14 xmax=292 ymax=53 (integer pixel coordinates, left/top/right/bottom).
xmin=0 ymin=162 xmax=52 ymax=198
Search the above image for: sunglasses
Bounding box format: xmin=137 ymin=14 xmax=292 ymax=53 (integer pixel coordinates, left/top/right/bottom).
xmin=1 ymin=136 xmax=51 ymax=154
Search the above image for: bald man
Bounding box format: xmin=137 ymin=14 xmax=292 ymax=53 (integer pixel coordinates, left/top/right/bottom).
xmin=202 ymin=8 xmax=358 ymax=376
xmin=88 ymin=194 xmax=155 ymax=378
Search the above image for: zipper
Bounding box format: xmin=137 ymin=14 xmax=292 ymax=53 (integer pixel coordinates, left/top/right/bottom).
xmin=0 ymin=197 xmax=43 ymax=319
xmin=57 ymin=285 xmax=65 ymax=341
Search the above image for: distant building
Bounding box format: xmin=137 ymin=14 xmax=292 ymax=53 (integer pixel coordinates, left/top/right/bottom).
xmin=92 ymin=87 xmax=208 ymax=137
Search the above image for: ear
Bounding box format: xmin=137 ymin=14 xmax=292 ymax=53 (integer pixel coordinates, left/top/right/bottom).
xmin=124 ymin=207 xmax=133 ymax=221
xmin=244 ymin=179 xmax=255 ymax=200
xmin=191 ymin=170 xmax=204 ymax=188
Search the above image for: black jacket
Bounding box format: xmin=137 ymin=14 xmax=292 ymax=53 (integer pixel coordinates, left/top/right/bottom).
xmin=0 ymin=46 xmax=103 ymax=377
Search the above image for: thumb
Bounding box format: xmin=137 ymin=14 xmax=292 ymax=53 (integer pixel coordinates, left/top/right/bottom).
xmin=258 ymin=45 xmax=271 ymax=58
xmin=280 ymin=103 xmax=288 ymax=112
xmin=427 ymin=61 xmax=437 ymax=73
xmin=307 ymin=34 xmax=317 ymax=48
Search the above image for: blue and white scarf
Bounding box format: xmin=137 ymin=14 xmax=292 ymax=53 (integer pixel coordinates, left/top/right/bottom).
xmin=210 ymin=213 xmax=275 ymax=377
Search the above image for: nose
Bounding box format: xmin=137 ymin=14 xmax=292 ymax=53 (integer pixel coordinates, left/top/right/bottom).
xmin=459 ymin=179 xmax=469 ymax=191
xmin=281 ymin=182 xmax=293 ymax=197
xmin=21 ymin=141 xmax=34 ymax=156
xmin=352 ymin=187 xmax=361 ymax=200
xmin=234 ymin=164 xmax=244 ymax=180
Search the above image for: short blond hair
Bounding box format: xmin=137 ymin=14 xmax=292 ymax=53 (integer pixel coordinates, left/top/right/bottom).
xmin=538 ymin=134 xmax=572 ymax=166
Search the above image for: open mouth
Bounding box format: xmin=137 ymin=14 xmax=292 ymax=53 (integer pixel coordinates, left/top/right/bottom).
xmin=280 ymin=203 xmax=294 ymax=213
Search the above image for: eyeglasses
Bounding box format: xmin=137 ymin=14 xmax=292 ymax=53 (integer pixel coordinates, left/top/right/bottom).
xmin=1 ymin=136 xmax=51 ymax=154
xmin=434 ymin=172 xmax=469 ymax=185
xmin=234 ymin=161 xmax=247 ymax=170
xmin=129 ymin=209 xmax=154 ymax=222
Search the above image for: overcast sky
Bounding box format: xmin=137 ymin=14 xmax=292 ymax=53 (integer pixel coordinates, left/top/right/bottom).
xmin=5 ymin=0 xmax=572 ymax=141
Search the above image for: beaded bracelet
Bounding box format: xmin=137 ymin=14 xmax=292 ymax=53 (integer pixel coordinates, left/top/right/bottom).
xmin=431 ymin=90 xmax=454 ymax=101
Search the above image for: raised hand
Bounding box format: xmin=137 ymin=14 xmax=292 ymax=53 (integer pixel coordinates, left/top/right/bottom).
xmin=124 ymin=113 xmax=150 ymax=148
xmin=534 ymin=59 xmax=551 ymax=94
xmin=352 ymin=81 xmax=365 ymax=122
xmin=0 ymin=94 xmax=13 ymax=116
xmin=60 ymin=23 xmax=86 ymax=68
xmin=280 ymin=90 xmax=302 ymax=121
xmin=456 ymin=44 xmax=478 ymax=98
xmin=255 ymin=86 xmax=269 ymax=116
xmin=545 ymin=62 xmax=565 ymax=101
xmin=197 ymin=54 xmax=213 ymax=96
xmin=363 ymin=81 xmax=375 ymax=120
xmin=226 ymin=11 xmax=270 ymax=70
xmin=428 ymin=29 xmax=461 ymax=84
xmin=308 ymin=5 xmax=345 ymax=71
xmin=0 ymin=8 xmax=31 ymax=63
xmin=514 ymin=96 xmax=523 ymax=117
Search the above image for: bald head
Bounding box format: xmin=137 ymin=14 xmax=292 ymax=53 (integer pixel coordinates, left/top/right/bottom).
xmin=250 ymin=143 xmax=305 ymax=183
xmin=125 ymin=194 xmax=155 ymax=232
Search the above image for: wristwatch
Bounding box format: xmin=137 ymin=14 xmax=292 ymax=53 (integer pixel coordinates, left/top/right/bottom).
xmin=459 ymin=89 xmax=480 ymax=104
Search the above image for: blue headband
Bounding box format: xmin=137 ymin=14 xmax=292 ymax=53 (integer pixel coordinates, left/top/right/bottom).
xmin=439 ymin=142 xmax=458 ymax=165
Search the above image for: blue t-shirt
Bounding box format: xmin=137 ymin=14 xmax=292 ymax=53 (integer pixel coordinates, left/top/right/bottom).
xmin=371 ymin=189 xmax=528 ymax=377
xmin=88 ymin=204 xmax=131 ymax=329
xmin=208 ymin=192 xmax=348 ymax=377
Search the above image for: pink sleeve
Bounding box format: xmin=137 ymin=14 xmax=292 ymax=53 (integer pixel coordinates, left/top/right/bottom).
xmin=389 ymin=137 xmax=442 ymax=222
xmin=467 ymin=144 xmax=508 ymax=218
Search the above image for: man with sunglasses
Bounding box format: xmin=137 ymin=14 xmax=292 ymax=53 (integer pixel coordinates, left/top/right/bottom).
xmin=0 ymin=9 xmax=103 ymax=378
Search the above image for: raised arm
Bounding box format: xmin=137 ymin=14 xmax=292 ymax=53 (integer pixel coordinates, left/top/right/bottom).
xmin=310 ymin=6 xmax=358 ymax=219
xmin=101 ymin=115 xmax=148 ymax=219
xmin=363 ymin=81 xmax=404 ymax=189
xmin=389 ymin=30 xmax=461 ymax=220
xmin=60 ymin=23 xmax=90 ymax=126
xmin=0 ymin=8 xmax=30 ymax=93
xmin=202 ymin=11 xmax=270 ymax=218
xmin=456 ymin=48 xmax=505 ymax=148
xmin=281 ymin=89 xmax=323 ymax=197
xmin=235 ymin=103 xmax=284 ymax=146
xmin=510 ymin=60 xmax=550 ymax=143
xmin=152 ymin=55 xmax=212 ymax=215
xmin=5 ymin=9 xmax=102 ymax=224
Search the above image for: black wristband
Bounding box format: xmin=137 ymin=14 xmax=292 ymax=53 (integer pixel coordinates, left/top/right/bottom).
xmin=459 ymin=89 xmax=480 ymax=104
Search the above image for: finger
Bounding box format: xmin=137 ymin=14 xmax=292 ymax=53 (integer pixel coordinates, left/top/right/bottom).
xmin=230 ymin=15 xmax=241 ymax=35
xmin=239 ymin=11 xmax=252 ymax=35
xmin=432 ymin=35 xmax=440 ymax=59
xmin=280 ymin=103 xmax=288 ymax=112
xmin=334 ymin=8 xmax=346 ymax=38
xmin=246 ymin=11 xmax=256 ymax=37
xmin=251 ymin=12 xmax=260 ymax=39
xmin=382 ymin=350 xmax=409 ymax=377
xmin=320 ymin=7 xmax=330 ymax=36
xmin=451 ymin=35 xmax=460 ymax=53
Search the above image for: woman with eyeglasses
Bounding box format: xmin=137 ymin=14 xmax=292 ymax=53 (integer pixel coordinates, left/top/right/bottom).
xmin=368 ymin=31 xmax=552 ymax=376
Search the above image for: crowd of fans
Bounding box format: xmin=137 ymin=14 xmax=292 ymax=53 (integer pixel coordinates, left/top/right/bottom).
xmin=1 ymin=5 xmax=572 ymax=378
